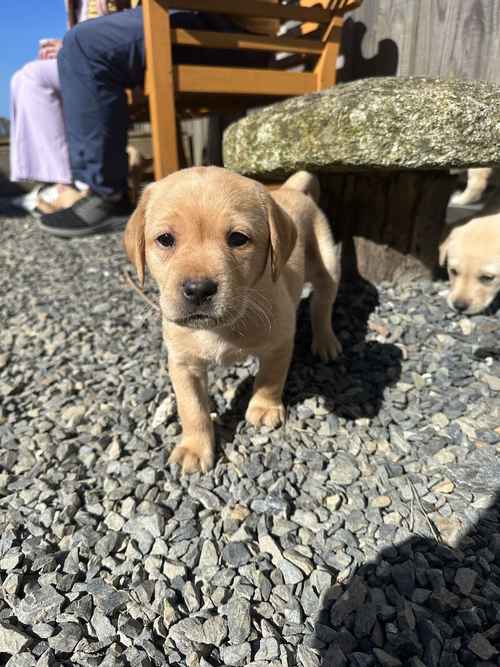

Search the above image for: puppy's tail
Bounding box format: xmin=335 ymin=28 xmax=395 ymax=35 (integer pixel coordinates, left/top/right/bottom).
xmin=283 ymin=171 xmax=320 ymax=204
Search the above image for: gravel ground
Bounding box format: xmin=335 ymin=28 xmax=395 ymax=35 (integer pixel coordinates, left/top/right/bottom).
xmin=0 ymin=212 xmax=499 ymax=667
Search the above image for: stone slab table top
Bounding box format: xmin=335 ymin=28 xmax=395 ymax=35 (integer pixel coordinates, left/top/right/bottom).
xmin=223 ymin=76 xmax=500 ymax=179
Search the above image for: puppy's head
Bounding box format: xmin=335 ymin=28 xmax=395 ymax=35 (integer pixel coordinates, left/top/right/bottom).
xmin=439 ymin=215 xmax=500 ymax=315
xmin=124 ymin=167 xmax=296 ymax=329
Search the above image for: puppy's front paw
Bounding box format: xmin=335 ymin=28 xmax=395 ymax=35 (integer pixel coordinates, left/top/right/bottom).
xmin=246 ymin=401 xmax=286 ymax=428
xmin=312 ymin=329 xmax=342 ymax=362
xmin=169 ymin=437 xmax=214 ymax=474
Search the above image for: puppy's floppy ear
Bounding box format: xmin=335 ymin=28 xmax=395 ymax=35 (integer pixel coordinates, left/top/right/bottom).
xmin=439 ymin=236 xmax=449 ymax=267
xmin=123 ymin=185 xmax=151 ymax=287
xmin=266 ymin=195 xmax=298 ymax=282
xmin=439 ymin=226 xmax=457 ymax=267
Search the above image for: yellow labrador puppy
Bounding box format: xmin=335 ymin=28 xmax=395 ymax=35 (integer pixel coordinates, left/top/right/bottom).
xmin=440 ymin=212 xmax=500 ymax=314
xmin=124 ymin=167 xmax=341 ymax=473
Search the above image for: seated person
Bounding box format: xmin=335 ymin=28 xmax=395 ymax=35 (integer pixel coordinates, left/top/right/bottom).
xmin=39 ymin=0 xmax=280 ymax=236
xmin=10 ymin=0 xmax=130 ymax=214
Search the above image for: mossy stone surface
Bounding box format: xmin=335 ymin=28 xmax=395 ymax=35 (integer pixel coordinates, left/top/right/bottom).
xmin=223 ymin=77 xmax=500 ymax=179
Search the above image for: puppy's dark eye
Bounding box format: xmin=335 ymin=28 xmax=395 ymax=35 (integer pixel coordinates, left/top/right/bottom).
xmin=449 ymin=268 xmax=458 ymax=277
xmin=479 ymin=274 xmax=494 ymax=284
xmin=227 ymin=231 xmax=250 ymax=248
xmin=156 ymin=233 xmax=175 ymax=248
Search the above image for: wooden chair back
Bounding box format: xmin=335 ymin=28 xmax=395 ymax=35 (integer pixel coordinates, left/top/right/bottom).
xmin=142 ymin=0 xmax=362 ymax=179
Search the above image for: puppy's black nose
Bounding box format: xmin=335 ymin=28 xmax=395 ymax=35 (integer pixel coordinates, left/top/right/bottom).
xmin=182 ymin=278 xmax=218 ymax=305
xmin=453 ymin=299 xmax=469 ymax=312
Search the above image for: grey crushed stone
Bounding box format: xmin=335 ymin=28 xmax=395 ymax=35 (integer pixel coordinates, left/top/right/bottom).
xmin=0 ymin=213 xmax=499 ymax=665
xmin=0 ymin=622 xmax=31 ymax=655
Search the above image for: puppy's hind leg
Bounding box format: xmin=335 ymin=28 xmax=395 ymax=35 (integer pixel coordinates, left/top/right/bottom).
xmin=450 ymin=167 xmax=492 ymax=206
xmin=307 ymin=210 xmax=342 ymax=362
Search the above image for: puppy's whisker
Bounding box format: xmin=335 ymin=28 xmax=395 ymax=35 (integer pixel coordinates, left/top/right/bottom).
xmin=245 ymin=286 xmax=273 ymax=310
xmin=136 ymin=302 xmax=160 ymax=327
xmin=240 ymin=293 xmax=272 ymax=333
xmin=248 ymin=297 xmax=272 ymax=329
xmin=246 ymin=295 xmax=274 ymax=327
xmin=227 ymin=304 xmax=250 ymax=337
xmin=247 ymin=288 xmax=273 ymax=314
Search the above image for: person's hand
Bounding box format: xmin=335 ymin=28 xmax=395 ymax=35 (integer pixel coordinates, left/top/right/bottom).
xmin=38 ymin=39 xmax=63 ymax=60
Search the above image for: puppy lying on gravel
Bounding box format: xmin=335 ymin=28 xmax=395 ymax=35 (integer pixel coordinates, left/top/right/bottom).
xmin=439 ymin=212 xmax=500 ymax=314
xmin=124 ymin=167 xmax=341 ymax=473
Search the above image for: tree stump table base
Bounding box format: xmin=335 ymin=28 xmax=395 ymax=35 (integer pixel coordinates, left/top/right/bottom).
xmin=320 ymin=170 xmax=457 ymax=283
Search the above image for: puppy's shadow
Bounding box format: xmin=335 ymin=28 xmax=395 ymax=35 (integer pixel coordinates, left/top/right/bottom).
xmin=218 ymin=277 xmax=402 ymax=447
xmin=286 ymin=277 xmax=402 ymax=420
xmin=216 ymin=376 xmax=255 ymax=447
xmin=484 ymin=291 xmax=500 ymax=317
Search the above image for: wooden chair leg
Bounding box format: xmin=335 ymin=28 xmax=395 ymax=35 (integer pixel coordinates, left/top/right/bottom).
xmin=315 ymin=17 xmax=343 ymax=89
xmin=143 ymin=0 xmax=180 ymax=180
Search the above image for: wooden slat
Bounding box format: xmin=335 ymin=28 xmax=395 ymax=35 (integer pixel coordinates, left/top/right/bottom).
xmin=175 ymin=65 xmax=317 ymax=96
xmin=176 ymin=94 xmax=285 ymax=117
xmin=172 ymin=28 xmax=323 ymax=55
xmin=143 ymin=0 xmax=180 ymax=178
xmin=329 ymin=0 xmax=362 ymax=10
xmin=342 ymin=0 xmax=500 ymax=83
xmin=300 ymin=0 xmax=356 ymax=35
xmin=157 ymin=0 xmax=333 ymax=25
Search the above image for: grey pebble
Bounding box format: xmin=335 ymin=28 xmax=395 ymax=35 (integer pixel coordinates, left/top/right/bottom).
xmin=222 ymin=542 xmax=252 ymax=567
xmin=0 ymin=623 xmax=31 ymax=655
xmin=221 ymin=642 xmax=252 ymax=666
xmin=227 ymin=597 xmax=252 ymax=644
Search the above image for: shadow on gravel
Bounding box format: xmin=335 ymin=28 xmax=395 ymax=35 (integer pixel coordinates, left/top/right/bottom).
xmin=312 ymin=491 xmax=500 ymax=666
xmin=484 ymin=292 xmax=500 ymax=318
xmin=215 ymin=376 xmax=255 ymax=447
xmin=217 ymin=278 xmax=402 ymax=450
xmin=287 ymin=277 xmax=402 ymax=421
xmin=473 ymin=297 xmax=500 ymax=362
xmin=0 ymin=198 xmax=32 ymax=219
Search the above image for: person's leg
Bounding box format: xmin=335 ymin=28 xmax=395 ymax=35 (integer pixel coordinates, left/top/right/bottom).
xmin=10 ymin=60 xmax=73 ymax=184
xmin=38 ymin=9 xmax=145 ymax=235
xmin=58 ymin=8 xmax=146 ymax=199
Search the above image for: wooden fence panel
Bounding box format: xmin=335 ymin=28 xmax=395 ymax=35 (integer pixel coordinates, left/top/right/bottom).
xmin=341 ymin=0 xmax=500 ymax=84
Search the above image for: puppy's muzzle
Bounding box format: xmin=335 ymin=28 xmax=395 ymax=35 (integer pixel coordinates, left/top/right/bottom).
xmin=182 ymin=278 xmax=218 ymax=306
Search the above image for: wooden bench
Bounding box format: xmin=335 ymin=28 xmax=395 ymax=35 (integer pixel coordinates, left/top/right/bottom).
xmin=142 ymin=0 xmax=362 ymax=180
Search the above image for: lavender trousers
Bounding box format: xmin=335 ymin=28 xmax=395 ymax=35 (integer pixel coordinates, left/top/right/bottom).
xmin=10 ymin=59 xmax=72 ymax=184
